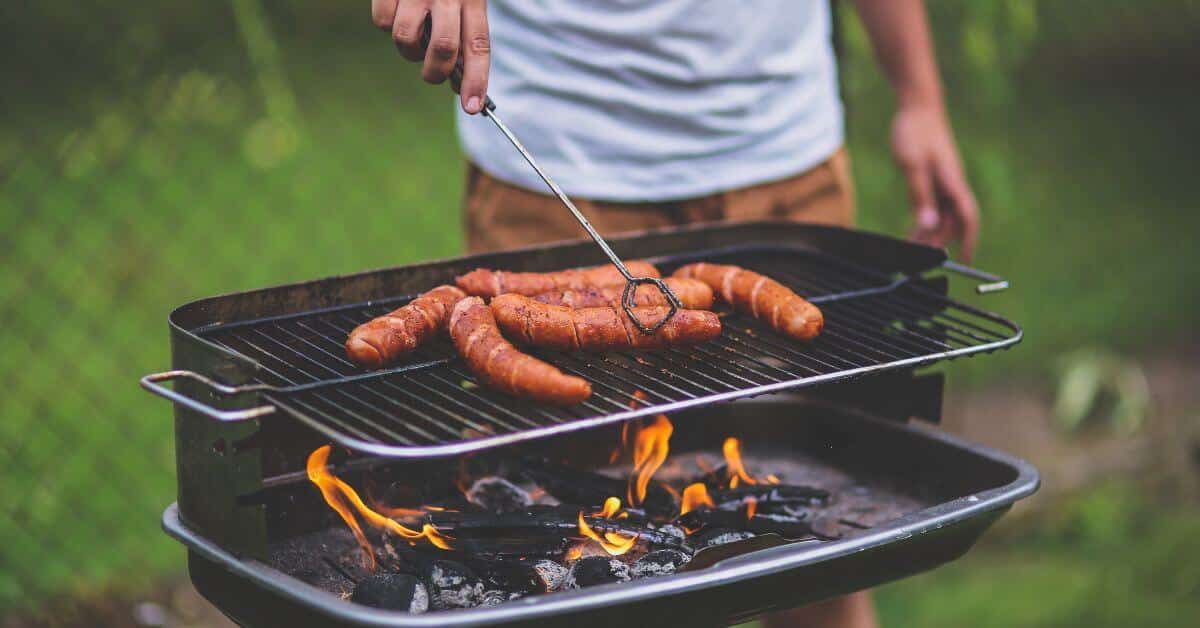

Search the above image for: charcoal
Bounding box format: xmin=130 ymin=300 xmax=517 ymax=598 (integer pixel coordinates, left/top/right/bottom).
xmin=654 ymin=524 xmax=687 ymax=545
xmin=480 ymin=590 xmax=522 ymax=607
xmin=631 ymin=549 xmax=690 ymax=579
xmin=466 ymin=476 xmax=532 ymax=513
xmin=691 ymin=528 xmax=755 ymax=549
xmin=350 ymin=573 xmax=429 ymax=613
xmin=533 ymin=559 xmax=570 ymax=592
xmin=471 ymin=557 xmax=550 ymax=594
xmin=426 ymin=505 xmax=685 ymax=551
xmin=424 ymin=560 xmax=486 ymax=610
xmin=676 ymin=509 xmax=819 ymax=539
xmin=711 ymin=485 xmax=829 ymax=510
xmin=521 ymin=458 xmax=679 ymax=519
xmin=564 ymin=556 xmax=631 ymax=589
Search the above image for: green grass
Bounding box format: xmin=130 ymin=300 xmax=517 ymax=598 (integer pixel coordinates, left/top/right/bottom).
xmin=2 ymin=2 xmax=1199 ymax=620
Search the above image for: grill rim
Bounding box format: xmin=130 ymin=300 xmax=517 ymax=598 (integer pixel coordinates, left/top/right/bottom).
xmin=162 ymin=401 xmax=1040 ymax=627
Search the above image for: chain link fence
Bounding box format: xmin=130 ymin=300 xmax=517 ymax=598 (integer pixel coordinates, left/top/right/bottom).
xmin=3 ymin=1 xmax=1198 ymax=626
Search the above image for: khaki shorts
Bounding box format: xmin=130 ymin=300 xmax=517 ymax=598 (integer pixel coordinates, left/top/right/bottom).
xmin=463 ymin=148 xmax=855 ymax=254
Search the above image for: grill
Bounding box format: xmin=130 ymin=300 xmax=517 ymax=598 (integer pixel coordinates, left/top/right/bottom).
xmin=143 ymin=221 xmax=1038 ymax=627
xmin=145 ymin=224 xmax=1020 ymax=458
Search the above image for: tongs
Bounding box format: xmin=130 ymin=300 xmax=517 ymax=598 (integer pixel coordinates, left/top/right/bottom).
xmin=426 ymin=28 xmax=682 ymax=334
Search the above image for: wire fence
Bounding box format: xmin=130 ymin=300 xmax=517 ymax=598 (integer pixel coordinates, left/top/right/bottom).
xmin=2 ymin=1 xmax=1198 ymax=625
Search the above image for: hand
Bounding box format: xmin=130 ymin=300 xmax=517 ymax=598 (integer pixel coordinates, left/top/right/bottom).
xmin=371 ymin=0 xmax=491 ymax=114
xmin=891 ymin=104 xmax=980 ymax=261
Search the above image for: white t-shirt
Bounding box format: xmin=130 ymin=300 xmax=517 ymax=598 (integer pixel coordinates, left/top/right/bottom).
xmin=456 ymin=0 xmax=843 ymax=202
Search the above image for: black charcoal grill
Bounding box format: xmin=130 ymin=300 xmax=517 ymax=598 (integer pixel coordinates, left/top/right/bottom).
xmin=143 ymin=221 xmax=1038 ymax=627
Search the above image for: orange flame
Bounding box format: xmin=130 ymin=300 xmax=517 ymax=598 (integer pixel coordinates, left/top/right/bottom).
xmin=627 ymin=415 xmax=673 ymax=506
xmin=577 ymin=497 xmax=638 ymax=556
xmin=765 ymin=474 xmax=781 ymax=485
xmin=744 ymin=497 xmax=758 ymax=521
xmin=565 ymin=545 xmax=583 ymax=562
xmin=307 ymin=445 xmax=376 ymax=569
xmin=680 ymin=482 xmax=715 ymax=516
xmin=307 ymin=446 xmax=453 ymax=568
xmin=723 ymin=437 xmax=758 ymax=488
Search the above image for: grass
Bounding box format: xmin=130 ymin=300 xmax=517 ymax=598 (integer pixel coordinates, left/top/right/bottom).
xmin=2 ymin=2 xmax=1198 ymax=620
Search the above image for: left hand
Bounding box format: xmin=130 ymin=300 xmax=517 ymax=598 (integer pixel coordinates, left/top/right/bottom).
xmin=890 ymin=104 xmax=979 ymax=261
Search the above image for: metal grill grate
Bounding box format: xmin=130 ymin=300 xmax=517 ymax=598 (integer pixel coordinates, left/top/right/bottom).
xmin=193 ymin=246 xmax=1020 ymax=457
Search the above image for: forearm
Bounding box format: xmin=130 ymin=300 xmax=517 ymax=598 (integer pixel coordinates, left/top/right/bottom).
xmin=851 ymin=0 xmax=944 ymax=111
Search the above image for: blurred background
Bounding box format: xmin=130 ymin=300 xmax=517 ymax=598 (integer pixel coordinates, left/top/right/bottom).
xmin=1 ymin=1 xmax=1197 ymax=626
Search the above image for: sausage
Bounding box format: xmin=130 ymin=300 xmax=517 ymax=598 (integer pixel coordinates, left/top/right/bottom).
xmin=489 ymin=294 xmax=722 ymax=352
xmin=455 ymin=261 xmax=661 ymax=298
xmin=449 ymin=297 xmax=592 ymax=405
xmin=672 ymin=263 xmax=823 ymax=341
xmin=531 ymin=277 xmax=715 ymax=310
xmin=346 ymin=285 xmax=467 ymax=369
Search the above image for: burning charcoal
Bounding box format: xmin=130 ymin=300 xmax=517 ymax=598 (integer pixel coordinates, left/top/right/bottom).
xmin=631 ymin=549 xmax=690 ymax=579
xmin=654 ymin=524 xmax=687 ymax=545
xmin=676 ymin=509 xmax=821 ymax=539
xmin=533 ymin=559 xmax=570 ymax=592
xmin=426 ymin=505 xmax=685 ymax=552
xmin=565 ymin=556 xmax=632 ymax=589
xmin=470 ymin=557 xmax=550 ymax=595
xmin=466 ymin=476 xmax=533 ymax=513
xmin=711 ymin=485 xmax=830 ymax=510
xmin=521 ymin=458 xmax=679 ymax=519
xmin=691 ymin=528 xmax=755 ymax=549
xmin=424 ymin=560 xmax=486 ymax=610
xmin=480 ymin=590 xmax=521 ymax=607
xmin=350 ymin=573 xmax=429 ymax=613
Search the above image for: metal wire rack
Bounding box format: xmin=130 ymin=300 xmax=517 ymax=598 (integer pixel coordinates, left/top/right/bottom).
xmin=157 ymin=245 xmax=1020 ymax=457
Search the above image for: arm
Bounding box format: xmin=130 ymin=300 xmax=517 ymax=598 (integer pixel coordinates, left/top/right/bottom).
xmin=371 ymin=0 xmax=491 ymax=115
xmin=852 ymin=0 xmax=980 ymax=260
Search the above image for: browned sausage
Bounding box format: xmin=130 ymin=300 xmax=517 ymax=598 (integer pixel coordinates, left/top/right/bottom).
xmin=449 ymin=297 xmax=592 ymax=405
xmin=455 ymin=261 xmax=661 ymax=298
xmin=345 ymin=285 xmax=467 ymax=369
xmin=530 ymin=277 xmax=715 ymax=310
xmin=672 ymin=263 xmax=823 ymax=341
xmin=489 ymin=294 xmax=722 ymax=352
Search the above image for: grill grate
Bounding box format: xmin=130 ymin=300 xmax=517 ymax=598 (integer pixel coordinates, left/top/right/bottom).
xmin=194 ymin=246 xmax=1020 ymax=457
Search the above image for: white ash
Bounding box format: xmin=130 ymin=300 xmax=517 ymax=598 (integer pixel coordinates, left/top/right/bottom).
xmin=480 ymin=590 xmax=517 ymax=607
xmin=654 ymin=524 xmax=687 ymax=544
xmin=408 ymin=582 xmax=430 ymax=613
xmin=699 ymin=529 xmax=755 ymax=548
xmin=465 ymin=476 xmax=533 ymax=513
xmin=533 ymin=559 xmax=570 ymax=592
xmin=631 ymin=549 xmax=690 ymax=579
xmin=426 ymin=561 xmax=485 ymax=610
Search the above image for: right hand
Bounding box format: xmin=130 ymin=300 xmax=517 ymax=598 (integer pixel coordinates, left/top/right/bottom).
xmin=371 ymin=0 xmax=491 ymax=114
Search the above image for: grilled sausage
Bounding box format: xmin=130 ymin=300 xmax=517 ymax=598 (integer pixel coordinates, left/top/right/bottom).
xmin=449 ymin=297 xmax=592 ymax=405
xmin=672 ymin=263 xmax=823 ymax=341
xmin=346 ymin=285 xmax=467 ymax=369
xmin=455 ymin=261 xmax=661 ymax=298
xmin=489 ymin=294 xmax=722 ymax=352
xmin=531 ymin=277 xmax=715 ymax=310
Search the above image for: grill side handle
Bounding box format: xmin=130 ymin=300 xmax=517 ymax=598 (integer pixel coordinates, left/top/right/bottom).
xmin=140 ymin=370 xmax=277 ymax=421
xmin=940 ymin=260 xmax=1010 ymax=294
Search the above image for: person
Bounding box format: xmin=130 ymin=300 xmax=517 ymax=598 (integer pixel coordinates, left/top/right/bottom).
xmin=370 ymin=1 xmax=978 ymax=626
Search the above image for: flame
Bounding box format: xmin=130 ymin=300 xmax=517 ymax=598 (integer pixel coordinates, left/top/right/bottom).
xmin=744 ymin=497 xmax=758 ymax=521
xmin=765 ymin=474 xmax=781 ymax=485
xmin=307 ymin=445 xmax=376 ymax=569
xmin=626 ymin=415 xmax=673 ymax=506
xmin=577 ymin=497 xmax=638 ymax=556
xmin=306 ymin=446 xmax=453 ymax=568
xmin=565 ymin=545 xmax=583 ymax=562
xmin=723 ymin=437 xmax=758 ymax=488
xmin=680 ymin=482 xmax=715 ymax=516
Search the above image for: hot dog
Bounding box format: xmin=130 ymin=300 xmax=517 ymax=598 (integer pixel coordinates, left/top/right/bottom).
xmin=672 ymin=263 xmax=823 ymax=341
xmin=530 ymin=277 xmax=715 ymax=310
xmin=449 ymin=297 xmax=592 ymax=405
xmin=455 ymin=261 xmax=661 ymax=298
xmin=346 ymin=285 xmax=467 ymax=369
xmin=489 ymin=294 xmax=722 ymax=352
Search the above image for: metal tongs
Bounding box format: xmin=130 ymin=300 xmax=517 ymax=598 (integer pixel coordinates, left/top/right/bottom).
xmin=427 ymin=28 xmax=682 ymax=334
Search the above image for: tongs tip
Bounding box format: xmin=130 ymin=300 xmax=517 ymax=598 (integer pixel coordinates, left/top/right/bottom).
xmin=623 ymin=277 xmax=683 ymax=335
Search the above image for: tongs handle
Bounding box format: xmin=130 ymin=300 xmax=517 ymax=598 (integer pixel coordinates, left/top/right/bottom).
xmin=941 ymin=260 xmax=1010 ymax=294
xmin=419 ymin=18 xmax=680 ymax=333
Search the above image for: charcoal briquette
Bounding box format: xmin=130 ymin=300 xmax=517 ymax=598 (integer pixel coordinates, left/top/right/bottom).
xmin=350 ymin=573 xmax=429 ymax=613
xmin=693 ymin=528 xmax=755 ymax=548
xmin=425 ymin=560 xmax=486 ymax=610
xmin=565 ymin=556 xmax=631 ymax=589
xmin=465 ymin=476 xmax=533 ymax=513
xmin=631 ymin=549 xmax=690 ymax=579
xmin=533 ymin=559 xmax=570 ymax=592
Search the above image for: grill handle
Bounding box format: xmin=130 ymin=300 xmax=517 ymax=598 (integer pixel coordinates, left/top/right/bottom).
xmin=941 ymin=260 xmax=1010 ymax=294
xmin=140 ymin=370 xmax=276 ymax=422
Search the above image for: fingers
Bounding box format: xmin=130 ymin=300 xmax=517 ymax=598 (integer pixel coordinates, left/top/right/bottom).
xmin=459 ymin=0 xmax=490 ymax=114
xmin=391 ymin=0 xmax=429 ymax=62
xmin=422 ymin=0 xmax=462 ymax=84
xmin=930 ymin=151 xmax=979 ymax=261
xmin=901 ymin=160 xmax=941 ymax=247
xmin=372 ymin=0 xmax=399 ymax=30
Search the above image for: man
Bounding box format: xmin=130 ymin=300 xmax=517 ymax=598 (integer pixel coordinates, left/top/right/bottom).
xmin=370 ymin=1 xmax=978 ymax=625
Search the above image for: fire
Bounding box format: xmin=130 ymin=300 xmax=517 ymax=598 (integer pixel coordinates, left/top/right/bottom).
xmin=744 ymin=497 xmax=758 ymax=520
xmin=723 ymin=437 xmax=758 ymax=488
xmin=307 ymin=446 xmax=453 ymax=568
xmin=680 ymin=482 xmax=715 ymax=516
xmin=576 ymin=497 xmax=638 ymax=556
xmin=627 ymin=415 xmax=673 ymax=506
